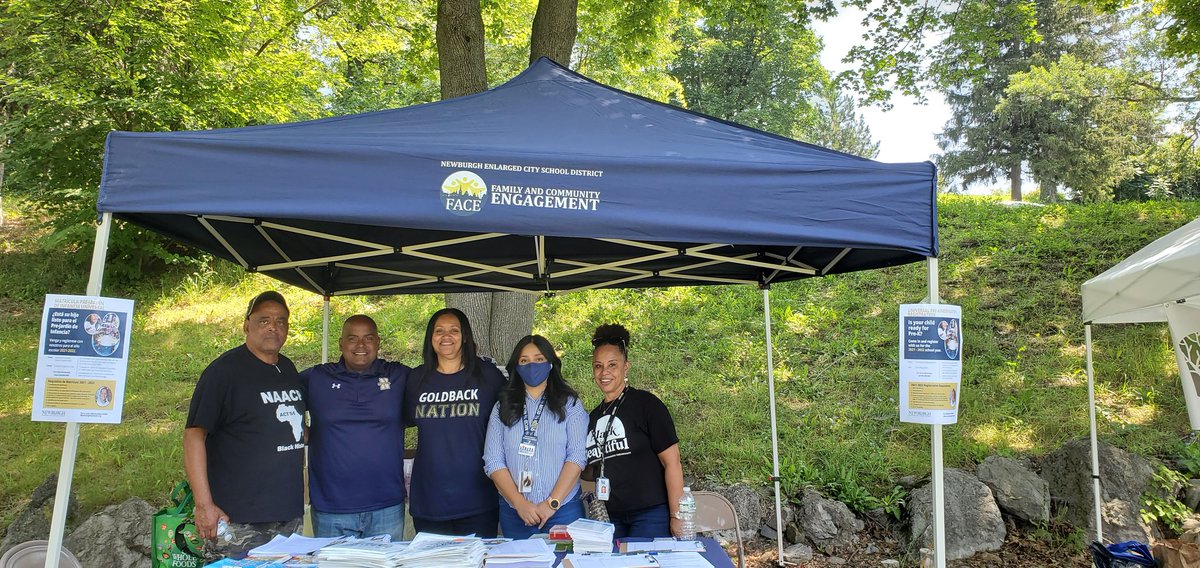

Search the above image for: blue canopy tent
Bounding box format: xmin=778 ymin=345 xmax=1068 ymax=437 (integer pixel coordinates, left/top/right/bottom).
xmin=47 ymin=58 xmax=943 ymax=566
xmin=97 ymin=58 xmax=935 ymax=295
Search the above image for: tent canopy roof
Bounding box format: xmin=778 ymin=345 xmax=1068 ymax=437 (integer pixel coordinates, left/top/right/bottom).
xmin=1082 ymin=216 xmax=1200 ymax=324
xmin=97 ymin=58 xmax=938 ymax=296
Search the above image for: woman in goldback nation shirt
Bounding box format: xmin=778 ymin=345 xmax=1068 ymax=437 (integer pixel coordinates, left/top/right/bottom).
xmin=405 ymin=308 xmax=505 ymax=537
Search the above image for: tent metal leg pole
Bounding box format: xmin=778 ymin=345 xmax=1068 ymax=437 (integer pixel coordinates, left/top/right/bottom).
xmin=1085 ymin=324 xmax=1103 ymax=543
xmin=45 ymin=212 xmax=113 ymax=568
xmin=763 ymin=289 xmax=788 ymax=566
xmin=322 ymin=296 xmax=331 ymax=363
xmin=45 ymin=424 xmax=79 ymax=568
xmin=932 ymin=425 xmax=945 ymax=568
xmin=927 ymin=257 xmax=946 ymax=568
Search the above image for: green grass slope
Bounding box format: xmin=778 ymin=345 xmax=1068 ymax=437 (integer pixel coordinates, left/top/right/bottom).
xmin=1 ymin=196 xmax=1198 ymax=530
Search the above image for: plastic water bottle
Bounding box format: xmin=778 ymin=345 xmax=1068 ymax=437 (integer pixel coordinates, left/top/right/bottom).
xmin=919 ymin=547 xmax=935 ymax=568
xmin=216 ymin=518 xmax=232 ymax=542
xmin=677 ymin=486 xmax=697 ymax=540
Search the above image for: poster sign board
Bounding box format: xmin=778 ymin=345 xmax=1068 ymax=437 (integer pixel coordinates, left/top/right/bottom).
xmin=32 ymin=294 xmax=134 ymax=424
xmin=899 ymin=303 xmax=962 ymax=425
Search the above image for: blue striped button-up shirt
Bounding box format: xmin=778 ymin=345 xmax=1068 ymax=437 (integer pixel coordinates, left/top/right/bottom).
xmin=483 ymin=393 xmax=588 ymax=504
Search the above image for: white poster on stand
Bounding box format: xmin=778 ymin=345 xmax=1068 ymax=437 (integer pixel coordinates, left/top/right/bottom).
xmin=899 ymin=303 xmax=962 ymax=425
xmin=32 ymin=294 xmax=134 ymax=424
xmin=1167 ymin=303 xmax=1200 ymax=431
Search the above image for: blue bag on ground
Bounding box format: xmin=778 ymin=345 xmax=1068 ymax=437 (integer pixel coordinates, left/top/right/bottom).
xmin=1089 ymin=540 xmax=1156 ymax=567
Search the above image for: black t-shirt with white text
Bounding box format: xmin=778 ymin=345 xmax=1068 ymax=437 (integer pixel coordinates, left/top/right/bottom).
xmin=586 ymin=387 xmax=679 ymax=514
xmin=186 ymin=344 xmax=306 ymax=523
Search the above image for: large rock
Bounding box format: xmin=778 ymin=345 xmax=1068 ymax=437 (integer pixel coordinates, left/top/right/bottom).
xmin=794 ymin=488 xmax=864 ymax=554
xmin=782 ymin=543 xmax=814 ymax=563
xmin=1184 ymin=480 xmax=1200 ymax=511
xmin=1100 ymin=499 xmax=1155 ymax=544
xmin=1042 ymin=438 xmax=1155 ymax=540
xmin=65 ymin=498 xmax=155 ymax=568
xmin=976 ymin=456 xmax=1049 ymax=524
xmin=702 ymin=483 xmax=771 ymax=541
xmin=0 ymin=474 xmax=79 ymax=556
xmin=759 ymin=498 xmax=796 ymax=541
xmin=908 ymin=468 xmax=1005 ymax=561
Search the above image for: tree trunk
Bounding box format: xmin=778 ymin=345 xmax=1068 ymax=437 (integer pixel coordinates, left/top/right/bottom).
xmin=439 ymin=0 xmax=577 ymax=359
xmin=529 ymin=0 xmax=577 ymax=66
xmin=1009 ymin=162 xmax=1022 ymax=201
xmin=436 ymin=0 xmax=487 ymax=99
xmin=1039 ymin=180 xmax=1057 ymax=203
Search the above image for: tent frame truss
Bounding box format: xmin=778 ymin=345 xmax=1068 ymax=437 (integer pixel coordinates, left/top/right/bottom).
xmin=194 ymin=214 xmax=825 ymax=297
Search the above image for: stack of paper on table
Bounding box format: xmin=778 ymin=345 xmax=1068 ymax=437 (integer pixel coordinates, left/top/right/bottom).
xmin=483 ymin=538 xmax=555 ymax=567
xmin=251 ymin=533 xmax=392 ymax=557
xmin=566 ymin=519 xmax=615 ymax=553
xmin=393 ymin=532 xmax=487 ymax=567
xmin=315 ymin=540 xmax=409 ymax=567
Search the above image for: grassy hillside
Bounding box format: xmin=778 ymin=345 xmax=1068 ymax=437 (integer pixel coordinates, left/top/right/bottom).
xmin=1 ymin=196 xmax=1199 ymax=531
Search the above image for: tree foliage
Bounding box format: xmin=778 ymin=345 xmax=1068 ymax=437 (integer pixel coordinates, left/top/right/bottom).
xmin=998 ymin=54 xmax=1160 ymax=201
xmin=314 ymin=0 xmax=441 ymax=114
xmin=669 ymin=7 xmax=824 ymax=137
xmin=666 ymin=2 xmax=877 ymax=156
xmin=0 ymin=0 xmax=333 ymax=283
xmin=1086 ymin=0 xmax=1200 ymax=57
xmin=932 ymin=0 xmax=1121 ymax=198
xmin=802 ymin=81 xmax=880 ymax=158
xmin=574 ymin=0 xmax=680 ymax=100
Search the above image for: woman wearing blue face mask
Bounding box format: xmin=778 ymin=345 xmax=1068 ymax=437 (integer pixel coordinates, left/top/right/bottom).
xmin=483 ymin=335 xmax=588 ymax=538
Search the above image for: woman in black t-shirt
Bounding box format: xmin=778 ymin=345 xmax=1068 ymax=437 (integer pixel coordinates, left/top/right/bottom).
xmin=585 ymin=323 xmax=684 ymax=539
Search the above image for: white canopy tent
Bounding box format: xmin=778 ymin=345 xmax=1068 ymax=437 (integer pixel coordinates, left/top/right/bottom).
xmin=1081 ymin=215 xmax=1200 ymax=542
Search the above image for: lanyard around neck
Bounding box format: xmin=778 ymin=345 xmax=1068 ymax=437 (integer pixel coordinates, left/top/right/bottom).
xmin=597 ymin=387 xmax=628 ymax=477
xmin=522 ymin=396 xmax=547 ymax=437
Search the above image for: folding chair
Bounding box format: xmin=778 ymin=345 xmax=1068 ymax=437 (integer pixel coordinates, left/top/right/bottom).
xmin=693 ymin=491 xmax=745 ymax=568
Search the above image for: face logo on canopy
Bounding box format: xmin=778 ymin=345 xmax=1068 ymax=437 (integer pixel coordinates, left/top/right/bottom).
xmin=441 ymin=170 xmax=488 ymax=216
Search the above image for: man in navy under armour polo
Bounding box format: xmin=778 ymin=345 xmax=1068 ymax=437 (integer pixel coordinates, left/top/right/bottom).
xmin=301 ymin=314 xmax=410 ymax=539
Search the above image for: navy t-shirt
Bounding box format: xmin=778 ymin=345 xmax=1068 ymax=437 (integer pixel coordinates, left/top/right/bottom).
xmin=186 ymin=344 xmax=306 ymax=523
xmin=404 ymin=359 xmax=505 ymax=520
xmin=301 ymin=358 xmax=409 ymax=513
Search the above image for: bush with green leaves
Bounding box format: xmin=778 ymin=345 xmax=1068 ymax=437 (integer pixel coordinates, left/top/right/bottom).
xmin=1141 ymin=466 xmax=1191 ymax=532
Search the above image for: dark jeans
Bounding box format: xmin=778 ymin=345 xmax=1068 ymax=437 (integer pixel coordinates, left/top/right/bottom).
xmin=498 ymin=496 xmax=585 ymax=539
xmin=412 ymin=508 xmax=500 ymax=538
xmin=608 ymin=503 xmax=670 ymax=539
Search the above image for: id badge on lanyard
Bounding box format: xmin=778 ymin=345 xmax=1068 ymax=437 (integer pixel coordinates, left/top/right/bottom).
xmin=594 ymin=388 xmax=626 ymax=503
xmin=596 ymin=476 xmax=611 ymax=501
xmin=518 ymin=434 xmax=537 ymax=457
xmin=520 ymin=398 xmax=546 ymax=458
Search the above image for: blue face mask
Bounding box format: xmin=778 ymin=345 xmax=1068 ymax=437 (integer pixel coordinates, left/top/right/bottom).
xmin=517 ymin=361 xmax=552 ymax=387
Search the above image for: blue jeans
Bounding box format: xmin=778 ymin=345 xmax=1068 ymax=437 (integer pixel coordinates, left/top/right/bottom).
xmin=312 ymin=503 xmax=405 ymax=540
xmin=499 ymin=496 xmax=584 ymax=539
xmin=609 ymin=503 xmax=670 ymax=539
